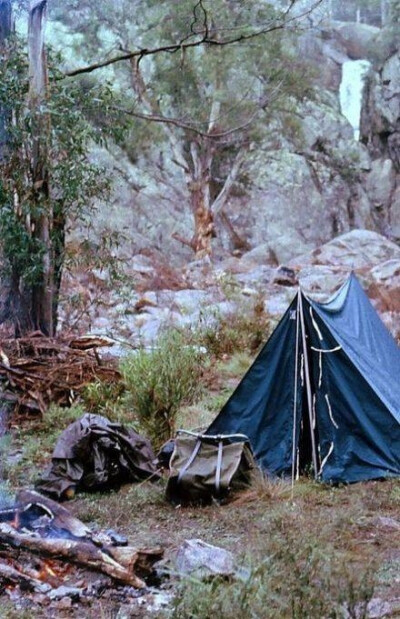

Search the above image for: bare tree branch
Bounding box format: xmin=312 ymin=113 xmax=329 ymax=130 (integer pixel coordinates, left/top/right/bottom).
xmin=212 ymin=147 xmax=248 ymax=215
xmin=112 ymin=106 xmax=258 ymax=139
xmin=61 ymin=0 xmax=324 ymax=79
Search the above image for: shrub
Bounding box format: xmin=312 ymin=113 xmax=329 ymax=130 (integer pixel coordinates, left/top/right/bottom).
xmin=170 ymin=526 xmax=375 ymax=619
xmin=194 ymin=294 xmax=272 ymax=358
xmin=121 ymin=330 xmax=204 ymax=449
xmin=82 ymin=380 xmax=128 ymax=423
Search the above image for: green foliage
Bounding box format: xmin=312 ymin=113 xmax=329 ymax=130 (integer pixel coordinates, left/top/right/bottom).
xmin=0 ymin=35 xmax=116 ymax=324
xmin=121 ymin=330 xmax=205 ymax=449
xmin=49 ymin=0 xmax=317 ymax=187
xmin=170 ymin=526 xmax=375 ymax=619
xmin=0 ymin=200 xmax=46 ymax=285
xmin=193 ymin=295 xmax=272 ymax=358
xmin=82 ymin=379 xmax=128 ymax=423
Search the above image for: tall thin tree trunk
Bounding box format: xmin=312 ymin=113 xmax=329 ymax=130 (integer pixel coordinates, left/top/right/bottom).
xmin=28 ymin=0 xmax=53 ymax=335
xmin=0 ymin=0 xmax=12 ymax=162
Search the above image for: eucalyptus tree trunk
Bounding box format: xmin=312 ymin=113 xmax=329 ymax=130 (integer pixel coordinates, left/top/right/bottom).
xmin=0 ymin=0 xmax=12 ymax=162
xmin=28 ymin=0 xmax=54 ymax=336
xmin=186 ymin=139 xmax=216 ymax=259
xmin=129 ymin=59 xmax=247 ymax=261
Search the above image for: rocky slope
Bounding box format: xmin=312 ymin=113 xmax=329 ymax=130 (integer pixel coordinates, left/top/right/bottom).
xmin=60 ymin=230 xmax=400 ymax=351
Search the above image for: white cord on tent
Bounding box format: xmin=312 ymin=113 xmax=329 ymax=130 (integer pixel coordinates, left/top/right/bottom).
xmin=318 ymin=350 xmax=322 ymax=388
xmin=325 ymin=393 xmax=339 ymax=429
xmin=310 ymin=345 xmax=342 ymax=390
xmin=318 ymin=442 xmax=334 ymax=475
xmin=312 ymin=393 xmax=316 ymax=430
xmin=309 ymin=307 xmax=324 ymax=341
xmin=310 ymin=346 xmax=342 ymax=353
xmin=300 ymin=354 xmax=304 ymax=386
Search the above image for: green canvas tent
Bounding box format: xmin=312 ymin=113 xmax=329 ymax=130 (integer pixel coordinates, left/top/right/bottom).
xmin=207 ymin=274 xmax=400 ymax=483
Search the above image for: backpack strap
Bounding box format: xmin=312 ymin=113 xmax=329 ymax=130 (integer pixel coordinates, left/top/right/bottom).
xmin=177 ymin=439 xmax=202 ymax=484
xmin=215 ymin=439 xmax=224 ymax=495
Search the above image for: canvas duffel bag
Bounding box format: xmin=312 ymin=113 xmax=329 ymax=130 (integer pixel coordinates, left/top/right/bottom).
xmin=166 ymin=430 xmax=254 ymax=505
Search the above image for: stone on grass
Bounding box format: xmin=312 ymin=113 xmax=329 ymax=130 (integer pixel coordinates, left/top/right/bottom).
xmin=175 ymin=539 xmax=236 ymax=579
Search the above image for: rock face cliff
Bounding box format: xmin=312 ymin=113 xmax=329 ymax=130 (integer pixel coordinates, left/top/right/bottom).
xmin=360 ymin=42 xmax=400 ymax=239
xmin=217 ymin=18 xmax=400 ymax=265
xmin=91 ymin=17 xmax=399 ymax=267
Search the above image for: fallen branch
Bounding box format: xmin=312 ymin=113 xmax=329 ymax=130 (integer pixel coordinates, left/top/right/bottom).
xmin=0 ymin=523 xmax=162 ymax=588
xmin=0 ymin=333 xmax=121 ymax=415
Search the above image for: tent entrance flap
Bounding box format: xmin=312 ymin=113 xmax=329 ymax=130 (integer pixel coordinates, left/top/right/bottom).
xmin=299 ymin=290 xmax=318 ymax=478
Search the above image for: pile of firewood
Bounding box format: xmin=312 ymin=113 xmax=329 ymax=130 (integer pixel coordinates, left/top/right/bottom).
xmin=0 ymin=333 xmax=121 ymax=416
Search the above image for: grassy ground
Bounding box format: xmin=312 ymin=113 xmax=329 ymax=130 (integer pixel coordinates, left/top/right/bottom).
xmin=1 ymin=352 xmax=400 ymax=618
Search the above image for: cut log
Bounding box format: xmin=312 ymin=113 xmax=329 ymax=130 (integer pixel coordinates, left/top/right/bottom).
xmin=0 ymin=523 xmax=162 ymax=588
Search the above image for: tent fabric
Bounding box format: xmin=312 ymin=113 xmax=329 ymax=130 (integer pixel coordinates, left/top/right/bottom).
xmin=310 ymin=274 xmax=400 ymax=423
xmin=207 ymin=298 xmax=302 ymax=477
xmin=36 ymin=413 xmax=159 ymax=500
xmin=207 ymin=274 xmax=400 ymax=484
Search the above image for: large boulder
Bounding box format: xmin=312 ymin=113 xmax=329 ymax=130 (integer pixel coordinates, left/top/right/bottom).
xmin=289 ymin=229 xmax=400 ymax=272
xmin=329 ymin=21 xmax=380 ymax=60
xmin=286 ymin=229 xmax=400 ymax=335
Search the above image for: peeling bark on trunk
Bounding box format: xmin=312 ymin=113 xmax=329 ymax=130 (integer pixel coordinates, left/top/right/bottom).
xmin=187 ymin=140 xmax=216 ymax=259
xmin=28 ymin=0 xmax=54 ymax=336
xmin=191 ymin=202 xmax=215 ymax=258
xmin=127 ymin=60 xmax=248 ymax=261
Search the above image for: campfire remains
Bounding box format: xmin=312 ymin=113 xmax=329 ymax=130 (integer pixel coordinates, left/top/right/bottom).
xmin=0 ymin=490 xmax=163 ymax=594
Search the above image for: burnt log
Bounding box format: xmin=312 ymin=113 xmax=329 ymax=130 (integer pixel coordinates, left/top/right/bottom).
xmin=16 ymin=490 xmax=92 ymax=539
xmin=0 ymin=561 xmax=51 ymax=593
xmin=0 ymin=523 xmax=162 ymax=587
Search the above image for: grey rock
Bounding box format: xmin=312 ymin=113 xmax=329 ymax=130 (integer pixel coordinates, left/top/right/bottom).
xmin=330 ymin=21 xmax=379 ymax=60
xmin=233 ymin=265 xmax=275 ymax=288
xmin=367 ymin=159 xmax=397 ymax=212
xmin=372 ymin=516 xmax=400 ymax=531
xmin=130 ymin=254 xmax=157 ymax=275
xmin=290 ymin=230 xmax=400 ymax=270
xmin=365 ymin=597 xmax=400 ymax=618
xmin=48 ymin=586 xmax=82 ymax=601
xmin=176 ymin=539 xmax=236 ymax=578
xmin=167 ymin=289 xmax=210 ymax=314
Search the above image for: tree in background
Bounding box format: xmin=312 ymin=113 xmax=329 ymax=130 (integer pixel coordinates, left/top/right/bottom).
xmin=0 ymin=0 xmax=109 ymax=335
xmin=50 ymin=0 xmax=320 ymax=259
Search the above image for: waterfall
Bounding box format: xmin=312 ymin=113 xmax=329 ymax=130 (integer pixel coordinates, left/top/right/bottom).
xmin=339 ymin=60 xmax=371 ymax=140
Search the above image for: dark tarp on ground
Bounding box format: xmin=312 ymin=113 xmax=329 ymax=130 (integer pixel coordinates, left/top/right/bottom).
xmin=207 ymin=274 xmax=400 ymax=484
xmin=36 ymin=413 xmax=158 ymax=500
